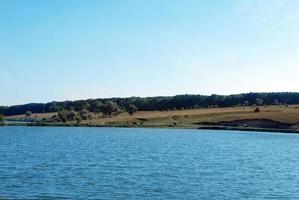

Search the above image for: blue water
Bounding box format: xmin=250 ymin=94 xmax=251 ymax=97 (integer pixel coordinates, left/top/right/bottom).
xmin=1 ymin=127 xmax=299 ymax=199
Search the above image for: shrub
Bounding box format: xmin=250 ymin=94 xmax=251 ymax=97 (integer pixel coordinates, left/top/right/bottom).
xmin=255 ymin=98 xmax=264 ymax=106
xmin=75 ymin=115 xmax=82 ymax=124
xmin=66 ymin=110 xmax=77 ymax=121
xmin=0 ymin=114 xmax=4 ymax=126
xmin=81 ymin=114 xmax=88 ymax=120
xmin=273 ymin=99 xmax=280 ymax=105
xmin=243 ymin=101 xmax=249 ymax=106
xmin=90 ymin=101 xmax=103 ymax=113
xmin=102 ymin=101 xmax=120 ymax=117
xmin=87 ymin=113 xmax=94 ymax=120
xmin=128 ymin=104 xmax=138 ymax=115
xmin=25 ymin=111 xmax=32 ymax=119
xmin=254 ymin=107 xmax=261 ymax=113
xmin=58 ymin=110 xmax=68 ymax=123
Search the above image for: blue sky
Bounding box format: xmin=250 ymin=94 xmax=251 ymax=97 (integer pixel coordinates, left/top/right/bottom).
xmin=1 ymin=0 xmax=299 ymax=106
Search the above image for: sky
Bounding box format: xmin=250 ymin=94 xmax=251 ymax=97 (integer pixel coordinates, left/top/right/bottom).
xmin=1 ymin=0 xmax=299 ymax=106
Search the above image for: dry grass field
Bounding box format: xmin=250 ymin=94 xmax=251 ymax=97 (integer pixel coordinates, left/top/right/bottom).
xmin=6 ymin=112 xmax=57 ymax=121
xmin=6 ymin=105 xmax=299 ymax=130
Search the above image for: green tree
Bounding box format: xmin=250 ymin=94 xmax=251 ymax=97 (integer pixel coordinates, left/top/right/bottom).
xmin=90 ymin=100 xmax=103 ymax=113
xmin=128 ymin=104 xmax=138 ymax=115
xmin=58 ymin=110 xmax=68 ymax=123
xmin=79 ymin=101 xmax=90 ymax=111
xmin=102 ymin=101 xmax=119 ymax=117
xmin=0 ymin=114 xmax=5 ymax=126
xmin=79 ymin=109 xmax=89 ymax=120
xmin=66 ymin=110 xmax=77 ymax=121
xmin=273 ymin=99 xmax=280 ymax=105
xmin=255 ymin=98 xmax=263 ymax=106
xmin=48 ymin=102 xmax=60 ymax=112
xmin=243 ymin=101 xmax=249 ymax=106
xmin=75 ymin=115 xmax=82 ymax=124
xmin=25 ymin=111 xmax=32 ymax=120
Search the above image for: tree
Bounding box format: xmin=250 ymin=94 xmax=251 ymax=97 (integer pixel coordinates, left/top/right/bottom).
xmin=58 ymin=110 xmax=68 ymax=123
xmin=243 ymin=101 xmax=249 ymax=106
xmin=255 ymin=98 xmax=263 ymax=106
xmin=5 ymin=92 xmax=299 ymax=116
xmin=102 ymin=101 xmax=119 ymax=117
xmin=90 ymin=100 xmax=103 ymax=113
xmin=48 ymin=102 xmax=60 ymax=112
xmin=128 ymin=104 xmax=138 ymax=115
xmin=25 ymin=111 xmax=32 ymax=120
xmin=75 ymin=115 xmax=82 ymax=124
xmin=273 ymin=99 xmax=280 ymax=105
xmin=78 ymin=109 xmax=87 ymax=120
xmin=0 ymin=114 xmax=4 ymax=126
xmin=66 ymin=110 xmax=77 ymax=121
xmin=79 ymin=101 xmax=90 ymax=111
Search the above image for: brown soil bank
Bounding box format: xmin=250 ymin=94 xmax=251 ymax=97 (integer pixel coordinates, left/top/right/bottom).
xmin=5 ymin=105 xmax=299 ymax=133
xmin=196 ymin=119 xmax=299 ymax=130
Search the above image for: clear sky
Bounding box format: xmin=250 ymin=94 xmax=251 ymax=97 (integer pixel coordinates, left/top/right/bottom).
xmin=1 ymin=0 xmax=299 ymax=106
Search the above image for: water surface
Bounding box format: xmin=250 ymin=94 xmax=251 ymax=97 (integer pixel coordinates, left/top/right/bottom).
xmin=1 ymin=127 xmax=299 ymax=199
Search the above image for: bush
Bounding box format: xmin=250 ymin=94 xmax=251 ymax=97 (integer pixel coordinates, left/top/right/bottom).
xmin=102 ymin=101 xmax=120 ymax=117
xmin=0 ymin=114 xmax=5 ymax=126
xmin=255 ymin=98 xmax=264 ymax=106
xmin=90 ymin=101 xmax=103 ymax=113
xmin=58 ymin=110 xmax=68 ymax=123
xmin=66 ymin=110 xmax=77 ymax=121
xmin=254 ymin=107 xmax=261 ymax=113
xmin=128 ymin=104 xmax=138 ymax=115
xmin=87 ymin=113 xmax=94 ymax=120
xmin=80 ymin=109 xmax=89 ymax=115
xmin=81 ymin=113 xmax=88 ymax=120
xmin=243 ymin=101 xmax=249 ymax=106
xmin=25 ymin=111 xmax=32 ymax=119
xmin=75 ymin=115 xmax=82 ymax=124
xmin=78 ymin=109 xmax=93 ymax=120
xmin=273 ymin=99 xmax=280 ymax=105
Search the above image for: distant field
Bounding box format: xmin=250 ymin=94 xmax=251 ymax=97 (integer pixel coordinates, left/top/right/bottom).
xmin=6 ymin=112 xmax=57 ymax=121
xmin=5 ymin=105 xmax=299 ymax=130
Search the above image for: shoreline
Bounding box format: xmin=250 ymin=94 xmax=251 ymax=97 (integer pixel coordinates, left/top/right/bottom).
xmin=4 ymin=106 xmax=299 ymax=134
xmin=2 ymin=122 xmax=299 ymax=134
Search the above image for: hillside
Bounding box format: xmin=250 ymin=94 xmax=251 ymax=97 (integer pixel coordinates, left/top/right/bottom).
xmin=5 ymin=105 xmax=299 ymax=132
xmin=2 ymin=92 xmax=299 ymax=116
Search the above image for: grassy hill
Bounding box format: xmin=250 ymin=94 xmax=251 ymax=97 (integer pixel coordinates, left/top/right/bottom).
xmin=5 ymin=105 xmax=299 ymax=132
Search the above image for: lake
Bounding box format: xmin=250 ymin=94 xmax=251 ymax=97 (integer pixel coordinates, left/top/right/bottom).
xmin=1 ymin=127 xmax=299 ymax=199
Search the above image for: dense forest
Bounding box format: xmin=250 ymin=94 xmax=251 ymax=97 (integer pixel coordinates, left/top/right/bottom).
xmin=1 ymin=92 xmax=299 ymax=116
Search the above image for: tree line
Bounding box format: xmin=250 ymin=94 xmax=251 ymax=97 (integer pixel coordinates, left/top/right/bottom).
xmin=1 ymin=92 xmax=299 ymax=116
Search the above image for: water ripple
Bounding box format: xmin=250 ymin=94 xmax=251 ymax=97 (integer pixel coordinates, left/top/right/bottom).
xmin=1 ymin=127 xmax=299 ymax=199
